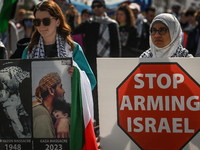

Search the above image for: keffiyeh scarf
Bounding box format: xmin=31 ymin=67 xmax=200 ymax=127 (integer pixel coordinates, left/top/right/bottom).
xmin=90 ymin=13 xmax=116 ymax=57
xmin=140 ymin=45 xmax=193 ymax=58
xmin=28 ymin=34 xmax=71 ymax=58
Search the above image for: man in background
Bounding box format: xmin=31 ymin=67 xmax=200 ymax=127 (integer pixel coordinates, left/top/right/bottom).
xmin=73 ymin=0 xmax=121 ymax=134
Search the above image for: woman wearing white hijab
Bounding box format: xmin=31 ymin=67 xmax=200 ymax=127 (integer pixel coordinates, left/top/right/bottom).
xmin=140 ymin=13 xmax=193 ymax=58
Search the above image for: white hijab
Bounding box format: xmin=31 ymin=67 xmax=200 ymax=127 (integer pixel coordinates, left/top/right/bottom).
xmin=149 ymin=13 xmax=182 ymax=58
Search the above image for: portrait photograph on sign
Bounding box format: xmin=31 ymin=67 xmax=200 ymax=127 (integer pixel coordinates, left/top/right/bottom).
xmin=0 ymin=60 xmax=32 ymax=150
xmin=0 ymin=61 xmax=32 ymax=139
xmin=31 ymin=58 xmax=72 ymax=150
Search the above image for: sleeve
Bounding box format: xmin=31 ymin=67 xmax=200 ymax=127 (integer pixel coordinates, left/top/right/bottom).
xmin=33 ymin=115 xmax=55 ymax=138
xmin=73 ymin=42 xmax=96 ymax=90
xmin=109 ymin=23 xmax=121 ymax=57
xmin=72 ymin=20 xmax=87 ymax=35
xmin=21 ymin=46 xmax=28 ymax=59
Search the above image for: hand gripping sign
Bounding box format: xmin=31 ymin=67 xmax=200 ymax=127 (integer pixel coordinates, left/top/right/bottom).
xmin=117 ymin=63 xmax=200 ymax=150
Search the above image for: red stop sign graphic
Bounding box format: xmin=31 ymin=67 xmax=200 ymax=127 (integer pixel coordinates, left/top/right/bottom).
xmin=117 ymin=63 xmax=200 ymax=150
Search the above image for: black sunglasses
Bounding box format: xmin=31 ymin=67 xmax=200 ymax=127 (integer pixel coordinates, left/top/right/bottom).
xmin=149 ymin=27 xmax=168 ymax=35
xmin=32 ymin=17 xmax=55 ymax=27
xmin=92 ymin=4 xmax=103 ymax=9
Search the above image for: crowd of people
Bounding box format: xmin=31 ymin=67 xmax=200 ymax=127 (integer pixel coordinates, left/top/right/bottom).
xmin=0 ymin=0 xmax=198 ymax=142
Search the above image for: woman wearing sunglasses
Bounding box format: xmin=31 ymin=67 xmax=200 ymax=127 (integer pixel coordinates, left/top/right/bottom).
xmin=22 ymin=1 xmax=96 ymax=89
xmin=21 ymin=1 xmax=96 ymax=139
xmin=140 ymin=13 xmax=193 ymax=58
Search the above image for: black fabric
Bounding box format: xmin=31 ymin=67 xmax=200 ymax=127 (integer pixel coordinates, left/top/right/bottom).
xmin=73 ymin=19 xmax=120 ymax=74
xmin=119 ymin=25 xmax=140 ymax=57
xmin=0 ymin=47 xmax=4 ymax=59
xmin=138 ymin=19 xmax=151 ymax=51
xmin=44 ymin=42 xmax=57 ymax=57
xmin=186 ymin=26 xmax=199 ymax=56
xmin=10 ymin=38 xmax=31 ymax=59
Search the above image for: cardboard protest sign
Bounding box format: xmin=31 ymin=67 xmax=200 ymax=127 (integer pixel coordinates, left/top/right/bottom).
xmin=97 ymin=58 xmax=200 ymax=150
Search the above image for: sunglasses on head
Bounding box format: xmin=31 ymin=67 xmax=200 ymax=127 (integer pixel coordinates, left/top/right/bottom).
xmin=92 ymin=4 xmax=103 ymax=9
xmin=32 ymin=17 xmax=55 ymax=27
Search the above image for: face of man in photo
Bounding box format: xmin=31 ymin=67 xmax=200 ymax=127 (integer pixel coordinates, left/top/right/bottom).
xmin=54 ymin=83 xmax=65 ymax=99
xmin=52 ymin=83 xmax=66 ymax=108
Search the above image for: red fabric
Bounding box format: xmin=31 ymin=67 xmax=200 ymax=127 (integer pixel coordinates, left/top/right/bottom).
xmin=183 ymin=32 xmax=188 ymax=48
xmin=82 ymin=118 xmax=98 ymax=150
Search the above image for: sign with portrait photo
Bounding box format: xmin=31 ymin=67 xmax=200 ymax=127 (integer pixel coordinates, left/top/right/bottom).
xmin=0 ymin=58 xmax=72 ymax=150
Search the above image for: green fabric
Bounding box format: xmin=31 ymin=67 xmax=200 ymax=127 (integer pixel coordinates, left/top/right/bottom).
xmin=0 ymin=0 xmax=17 ymax=36
xmin=73 ymin=41 xmax=96 ymax=90
xmin=70 ymin=66 xmax=85 ymax=150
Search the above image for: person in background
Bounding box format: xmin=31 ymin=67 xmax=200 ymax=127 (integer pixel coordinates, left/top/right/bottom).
xmin=116 ymin=3 xmax=139 ymax=57
xmin=138 ymin=6 xmax=156 ymax=51
xmin=81 ymin=9 xmax=92 ymax=22
xmin=129 ymin=3 xmax=144 ymax=37
xmin=140 ymin=13 xmax=193 ymax=58
xmin=186 ymin=9 xmax=200 ymax=56
xmin=185 ymin=8 xmax=198 ymax=32
xmin=73 ymin=0 xmax=121 ymax=133
xmin=180 ymin=10 xmax=190 ymax=34
xmin=10 ymin=37 xmax=31 ymax=59
xmin=171 ymin=1 xmax=181 ymax=20
xmin=71 ymin=9 xmax=92 ymax=52
xmin=16 ymin=9 xmax=26 ymax=30
xmin=10 ymin=11 xmax=34 ymax=59
xmin=20 ymin=11 xmax=35 ymax=39
xmin=65 ymin=5 xmax=81 ymax=33
xmin=179 ymin=10 xmax=190 ymax=48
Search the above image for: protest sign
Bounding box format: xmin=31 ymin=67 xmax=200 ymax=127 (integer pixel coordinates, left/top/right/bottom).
xmin=97 ymin=57 xmax=200 ymax=150
xmin=0 ymin=58 xmax=72 ymax=150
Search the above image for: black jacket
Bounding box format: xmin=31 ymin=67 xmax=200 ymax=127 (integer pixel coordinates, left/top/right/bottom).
xmin=73 ymin=18 xmax=121 ymax=75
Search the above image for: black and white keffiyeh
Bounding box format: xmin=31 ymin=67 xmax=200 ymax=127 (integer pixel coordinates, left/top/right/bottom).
xmin=140 ymin=45 xmax=193 ymax=58
xmin=28 ymin=34 xmax=71 ymax=58
xmin=91 ymin=13 xmax=117 ymax=57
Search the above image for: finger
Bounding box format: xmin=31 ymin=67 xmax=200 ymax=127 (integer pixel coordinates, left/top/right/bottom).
xmin=67 ymin=132 xmax=70 ymax=138
xmin=61 ymin=132 xmax=65 ymax=138
xmin=57 ymin=132 xmax=60 ymax=138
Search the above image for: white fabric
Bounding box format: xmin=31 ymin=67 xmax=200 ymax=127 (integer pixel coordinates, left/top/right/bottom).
xmin=149 ymin=13 xmax=182 ymax=58
xmin=73 ymin=61 xmax=94 ymax=126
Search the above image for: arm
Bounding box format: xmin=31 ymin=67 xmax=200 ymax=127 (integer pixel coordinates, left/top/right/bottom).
xmin=56 ymin=118 xmax=70 ymax=138
xmin=21 ymin=46 xmax=28 ymax=59
xmin=73 ymin=42 xmax=96 ymax=90
xmin=109 ymin=23 xmax=121 ymax=57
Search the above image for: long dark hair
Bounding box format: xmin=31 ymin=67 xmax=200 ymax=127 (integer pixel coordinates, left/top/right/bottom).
xmin=116 ymin=3 xmax=135 ymax=28
xmin=27 ymin=1 xmax=75 ymax=54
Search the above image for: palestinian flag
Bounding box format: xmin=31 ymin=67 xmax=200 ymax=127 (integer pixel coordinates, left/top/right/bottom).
xmin=70 ymin=66 xmax=98 ymax=150
xmin=0 ymin=0 xmax=17 ymax=36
